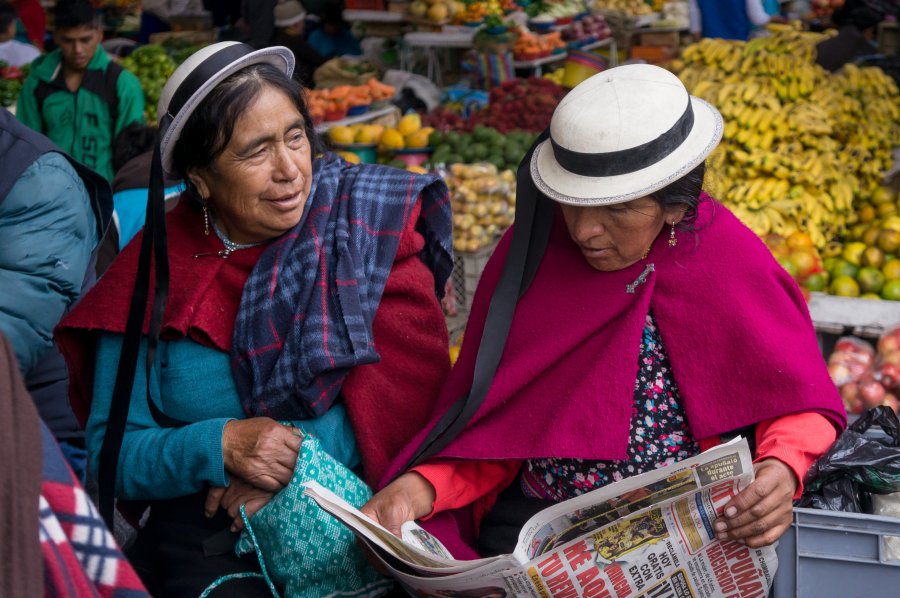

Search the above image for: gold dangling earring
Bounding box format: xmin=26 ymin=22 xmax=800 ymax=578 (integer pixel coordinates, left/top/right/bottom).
xmin=668 ymin=221 xmax=677 ymax=247
xmin=202 ymin=203 xmax=210 ymax=236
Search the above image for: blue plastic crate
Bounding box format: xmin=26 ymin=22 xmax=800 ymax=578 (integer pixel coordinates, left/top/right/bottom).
xmin=772 ymin=507 xmax=900 ymax=598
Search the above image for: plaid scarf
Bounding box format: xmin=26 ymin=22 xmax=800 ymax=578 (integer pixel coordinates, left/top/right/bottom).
xmin=39 ymin=422 xmax=149 ymax=597
xmin=231 ymin=155 xmax=453 ymax=419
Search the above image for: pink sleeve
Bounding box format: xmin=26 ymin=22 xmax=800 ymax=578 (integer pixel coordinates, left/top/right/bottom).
xmin=754 ymin=412 xmax=839 ymax=498
xmin=413 ymin=460 xmax=522 ymax=518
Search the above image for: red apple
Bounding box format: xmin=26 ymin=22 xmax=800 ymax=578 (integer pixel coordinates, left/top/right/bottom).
xmin=860 ymin=379 xmax=887 ymax=409
xmin=882 ymin=393 xmax=899 ymax=414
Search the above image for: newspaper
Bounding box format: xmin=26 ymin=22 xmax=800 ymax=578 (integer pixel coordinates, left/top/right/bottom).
xmin=304 ymin=438 xmax=777 ymax=597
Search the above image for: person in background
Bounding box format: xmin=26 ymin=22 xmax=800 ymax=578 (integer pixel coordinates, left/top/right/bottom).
xmin=15 ymin=0 xmax=144 ymax=182
xmin=12 ymin=0 xmax=43 ymax=49
xmin=815 ymin=0 xmax=893 ymax=72
xmin=363 ymin=65 xmax=845 ymax=560
xmin=239 ymin=0 xmax=277 ymax=48
xmin=0 ymin=2 xmax=39 ymax=66
xmin=139 ymin=0 xmax=207 ymax=44
xmin=688 ymin=0 xmax=772 ymax=41
xmin=273 ymin=0 xmax=324 ymax=88
xmin=307 ymin=3 xmax=361 ymax=59
xmin=0 ymin=106 xmax=112 ymax=483
xmin=94 ymin=123 xmax=184 ymax=276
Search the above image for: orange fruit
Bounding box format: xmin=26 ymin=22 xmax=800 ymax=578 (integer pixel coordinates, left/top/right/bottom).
xmin=883 ymin=259 xmax=900 ymax=281
xmin=786 ymin=231 xmax=814 ymax=251
xmin=861 ymin=227 xmax=881 ymax=246
xmin=789 ymin=250 xmax=819 ymax=280
xmin=878 ymin=229 xmax=900 ymax=254
xmin=862 ymin=247 xmax=886 ymax=269
xmin=857 ymin=204 xmax=876 ymax=223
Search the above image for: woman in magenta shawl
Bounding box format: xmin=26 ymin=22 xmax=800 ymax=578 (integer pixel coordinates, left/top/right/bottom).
xmin=362 ymin=65 xmax=846 ymax=559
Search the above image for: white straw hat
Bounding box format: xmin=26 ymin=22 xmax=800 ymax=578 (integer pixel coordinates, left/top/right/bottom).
xmin=275 ymin=0 xmax=307 ymax=28
xmin=531 ymin=64 xmax=723 ymax=205
xmin=157 ymin=41 xmax=295 ymax=175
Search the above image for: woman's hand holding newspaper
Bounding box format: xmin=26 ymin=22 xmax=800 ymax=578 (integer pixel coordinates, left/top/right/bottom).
xmin=361 ymin=472 xmax=437 ymax=537
xmin=714 ymin=458 xmax=798 ymax=548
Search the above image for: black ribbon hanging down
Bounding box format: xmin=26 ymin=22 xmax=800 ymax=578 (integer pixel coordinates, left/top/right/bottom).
xmin=97 ymin=118 xmax=172 ymax=527
xmin=549 ymin=99 xmax=694 ymax=178
xmin=403 ymin=130 xmax=555 ymax=471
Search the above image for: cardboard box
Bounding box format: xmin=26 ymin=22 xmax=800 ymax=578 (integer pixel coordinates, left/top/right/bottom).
xmin=638 ymin=30 xmax=680 ymax=48
xmin=629 ymin=44 xmax=676 ymax=65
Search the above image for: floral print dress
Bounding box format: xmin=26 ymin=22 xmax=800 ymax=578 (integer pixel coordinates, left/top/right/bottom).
xmin=521 ymin=312 xmax=700 ymax=502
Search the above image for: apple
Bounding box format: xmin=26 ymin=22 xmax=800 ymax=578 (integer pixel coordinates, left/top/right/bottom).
xmin=860 ymin=379 xmax=887 ymax=409
xmin=882 ymin=393 xmax=899 ymax=414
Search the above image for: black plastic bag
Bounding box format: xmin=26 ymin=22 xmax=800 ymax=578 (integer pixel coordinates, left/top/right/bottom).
xmin=799 ymin=406 xmax=900 ymax=512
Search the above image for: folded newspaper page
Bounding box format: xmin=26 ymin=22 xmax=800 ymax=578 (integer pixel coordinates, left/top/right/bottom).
xmin=304 ymin=437 xmax=777 ymax=597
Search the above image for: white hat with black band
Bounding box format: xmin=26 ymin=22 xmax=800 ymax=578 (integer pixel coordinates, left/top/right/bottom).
xmin=157 ymin=41 xmax=295 ymax=175
xmin=531 ymin=63 xmax=724 ymax=206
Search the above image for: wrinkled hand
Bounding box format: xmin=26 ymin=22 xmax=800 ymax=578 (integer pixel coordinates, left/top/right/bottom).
xmin=205 ymin=479 xmax=275 ymax=532
xmin=714 ymin=459 xmax=798 ymax=548
xmin=222 ymin=418 xmax=302 ymax=491
xmin=360 ymin=472 xmax=436 ymax=537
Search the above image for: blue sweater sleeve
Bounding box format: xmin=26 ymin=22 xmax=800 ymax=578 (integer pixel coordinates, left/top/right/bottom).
xmin=86 ymin=333 xmax=232 ymax=499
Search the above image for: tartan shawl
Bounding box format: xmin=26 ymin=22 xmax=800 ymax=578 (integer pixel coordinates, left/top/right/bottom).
xmin=231 ymin=155 xmax=453 ymax=419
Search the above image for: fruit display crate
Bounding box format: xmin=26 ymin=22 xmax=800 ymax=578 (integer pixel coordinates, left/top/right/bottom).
xmin=771 ymin=508 xmax=900 ymax=598
xmin=450 ymin=241 xmax=498 ymax=315
xmin=808 ymin=292 xmax=900 ymax=339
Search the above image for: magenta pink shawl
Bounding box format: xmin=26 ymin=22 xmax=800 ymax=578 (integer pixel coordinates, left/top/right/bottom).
xmin=385 ymin=196 xmax=845 ymax=483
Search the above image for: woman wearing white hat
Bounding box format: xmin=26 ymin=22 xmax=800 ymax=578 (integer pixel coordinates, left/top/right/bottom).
xmin=364 ymin=65 xmax=846 ymax=566
xmin=57 ymin=41 xmax=453 ymax=595
xmin=273 ymin=0 xmax=324 ymax=88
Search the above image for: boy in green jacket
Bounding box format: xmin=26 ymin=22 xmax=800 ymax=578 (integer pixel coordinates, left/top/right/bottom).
xmin=16 ymin=0 xmax=144 ymax=181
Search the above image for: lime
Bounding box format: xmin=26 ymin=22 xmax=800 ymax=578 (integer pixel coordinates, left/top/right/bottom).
xmin=777 ymin=257 xmax=799 ymax=280
xmin=830 ymin=275 xmax=860 ymax=297
xmin=861 ymin=293 xmax=882 ymax=300
xmin=804 ymin=272 xmax=829 ymax=292
xmin=882 ymin=279 xmax=900 ymax=301
xmin=857 ymin=267 xmax=886 ymax=294
xmin=827 ymin=259 xmax=859 ymax=280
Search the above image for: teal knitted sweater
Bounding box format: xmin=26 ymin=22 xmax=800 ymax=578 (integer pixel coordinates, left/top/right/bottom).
xmin=87 ymin=334 xmax=360 ymax=499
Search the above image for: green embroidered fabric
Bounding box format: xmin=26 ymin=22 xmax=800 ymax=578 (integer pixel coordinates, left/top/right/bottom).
xmin=233 ymin=435 xmax=393 ymax=597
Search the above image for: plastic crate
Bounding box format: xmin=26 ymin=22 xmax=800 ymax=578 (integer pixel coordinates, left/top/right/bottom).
xmin=450 ymin=241 xmax=497 ymax=314
xmin=771 ymin=507 xmax=900 ymax=598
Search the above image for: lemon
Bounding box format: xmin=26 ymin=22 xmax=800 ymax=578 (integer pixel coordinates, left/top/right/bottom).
xmin=397 ymin=113 xmax=422 ymax=137
xmin=354 ymin=124 xmax=380 ymax=144
xmin=328 ymin=125 xmax=355 ymax=145
xmin=406 ymin=165 xmax=428 ymax=174
xmin=378 ymin=128 xmax=405 ymax=151
xmin=405 ymin=128 xmax=432 ymax=149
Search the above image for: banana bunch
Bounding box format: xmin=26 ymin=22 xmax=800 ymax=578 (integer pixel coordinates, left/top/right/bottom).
xmin=677 ymin=27 xmax=900 ymax=249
